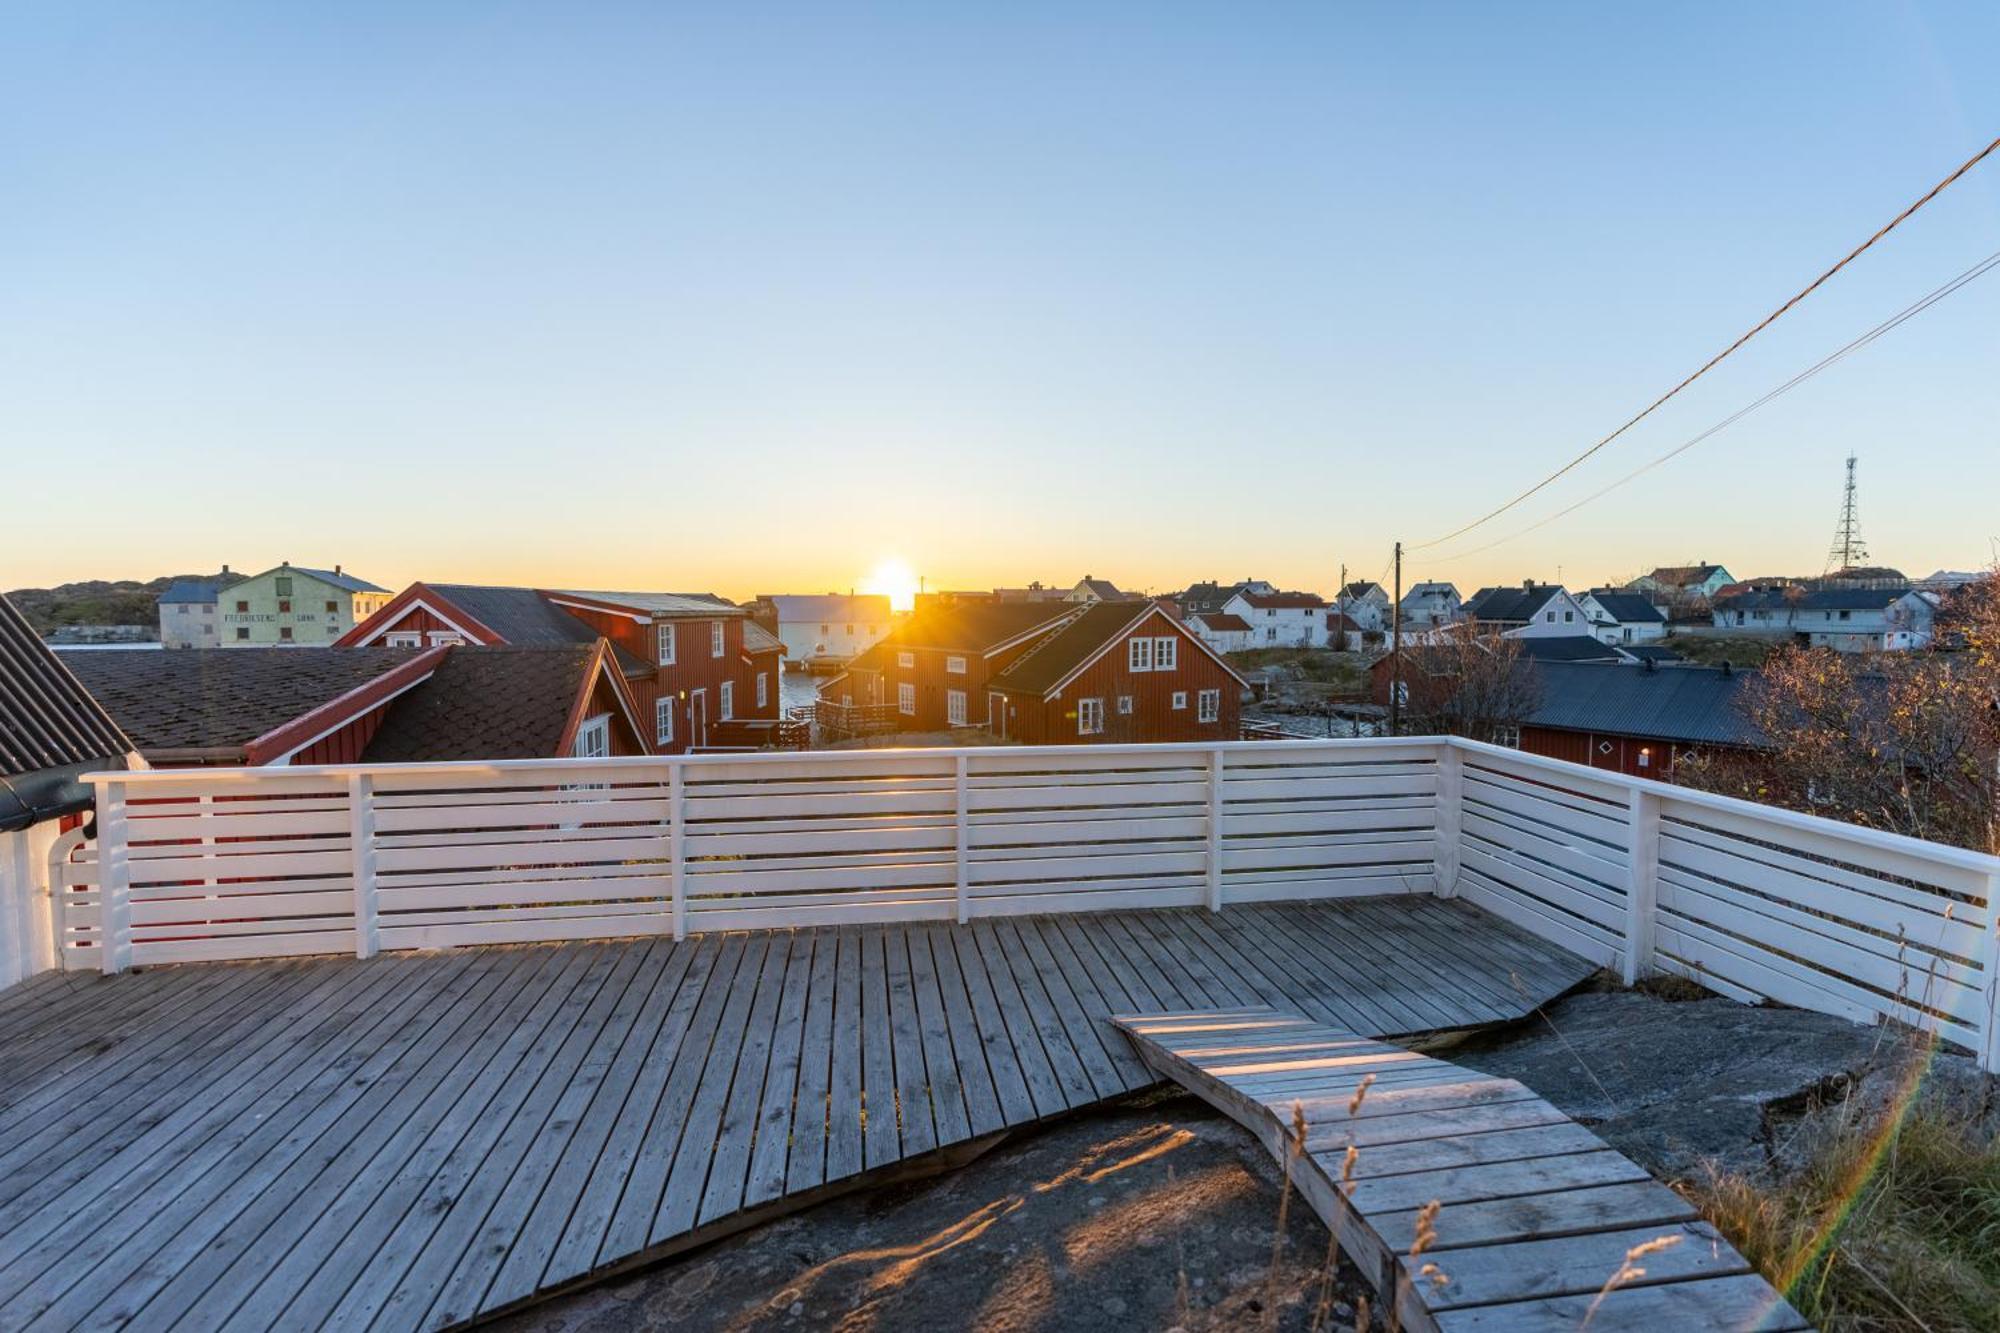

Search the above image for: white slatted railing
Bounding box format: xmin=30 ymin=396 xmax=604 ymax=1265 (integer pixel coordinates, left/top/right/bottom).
xmin=67 ymin=736 xmax=2000 ymax=1070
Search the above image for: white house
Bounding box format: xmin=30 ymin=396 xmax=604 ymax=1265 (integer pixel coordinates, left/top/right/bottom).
xmin=1398 ymin=582 xmax=1463 ymax=629
xmin=157 ymin=570 xmax=235 ymax=648
xmin=1711 ymin=585 xmax=1937 ymax=652
xmin=1577 ymin=590 xmax=1668 ymax=646
xmin=1464 ymin=582 xmax=1593 ymax=639
xmin=1630 ymin=563 xmax=1734 ymax=605
xmin=1335 ymin=582 xmax=1391 ymax=632
xmin=1222 ymin=589 xmax=1331 ymax=647
xmin=1065 ymin=575 xmax=1133 ymax=604
xmin=1189 ymin=612 xmax=1256 ymax=653
xmin=758 ymin=594 xmax=893 ymax=672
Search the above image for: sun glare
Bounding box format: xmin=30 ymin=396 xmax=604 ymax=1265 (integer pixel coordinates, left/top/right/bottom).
xmin=863 ymin=558 xmax=920 ymax=612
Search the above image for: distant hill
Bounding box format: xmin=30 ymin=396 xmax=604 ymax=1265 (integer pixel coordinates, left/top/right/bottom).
xmin=5 ymin=571 xmax=240 ymax=635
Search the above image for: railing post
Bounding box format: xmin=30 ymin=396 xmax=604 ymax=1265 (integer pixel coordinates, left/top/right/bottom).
xmin=1621 ymin=787 xmax=1661 ymax=986
xmin=1206 ymin=748 xmax=1225 ymax=912
xmin=1433 ymin=742 xmax=1463 ymax=898
xmin=954 ymin=754 xmax=970 ymax=924
xmin=98 ymin=780 xmax=131 ymax=975
xmin=669 ymin=762 xmax=687 ymax=941
xmin=1979 ymin=870 xmax=1999 ymax=1075
xmin=349 ymin=773 xmax=378 ymax=959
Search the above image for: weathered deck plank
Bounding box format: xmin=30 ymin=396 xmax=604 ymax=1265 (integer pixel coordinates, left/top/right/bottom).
xmin=1115 ymin=1006 xmax=1810 ymax=1333
xmin=0 ymin=897 xmax=1595 ymax=1330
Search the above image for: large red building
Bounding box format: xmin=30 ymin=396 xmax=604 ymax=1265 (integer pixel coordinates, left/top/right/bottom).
xmin=339 ymin=583 xmax=784 ymax=753
xmin=825 ymin=601 xmax=1247 ymax=743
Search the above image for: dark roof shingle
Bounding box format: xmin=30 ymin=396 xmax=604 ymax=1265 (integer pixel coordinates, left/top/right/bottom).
xmin=363 ymin=646 xmax=596 ymax=762
xmin=60 ymin=647 xmax=424 ymax=752
xmin=990 ymin=603 xmax=1157 ymax=696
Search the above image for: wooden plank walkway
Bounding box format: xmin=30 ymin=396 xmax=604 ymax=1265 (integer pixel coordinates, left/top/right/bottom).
xmin=0 ymin=897 xmax=1592 ymax=1331
xmin=1115 ymin=1007 xmax=1811 ymax=1333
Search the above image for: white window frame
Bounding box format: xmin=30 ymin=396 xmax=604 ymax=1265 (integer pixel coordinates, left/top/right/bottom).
xmin=656 ymin=623 xmax=676 ymax=665
xmin=426 ymin=630 xmax=466 ymax=646
xmin=385 ymin=631 xmax=421 ymax=647
xmin=1153 ymin=636 xmax=1178 ymax=670
xmin=1494 ymin=723 xmax=1520 ymax=749
xmin=1127 ymin=638 xmax=1153 ymax=672
xmin=897 ymin=650 xmax=915 ymax=669
xmin=1196 ymin=689 xmax=1220 ymax=723
xmin=655 ymin=698 xmax=674 ymax=746
xmin=720 ymin=680 xmax=735 ymax=720
xmin=898 ymin=682 xmax=916 ymax=715
xmin=1171 ymin=691 xmax=1188 ymax=710
xmin=1116 ymin=695 xmax=1134 ymax=715
xmin=710 ymin=620 xmax=725 ymax=658
xmin=945 ymin=655 xmax=967 ymax=675
xmin=756 ymin=671 xmax=769 ymax=709
xmin=946 ymin=689 xmax=967 ymax=726
xmin=1077 ymin=698 xmax=1105 ymax=735
xmin=572 ymin=714 xmax=611 ymax=758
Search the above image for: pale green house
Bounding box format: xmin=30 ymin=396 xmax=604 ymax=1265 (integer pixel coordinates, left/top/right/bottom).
xmin=217 ymin=563 xmax=391 ymax=646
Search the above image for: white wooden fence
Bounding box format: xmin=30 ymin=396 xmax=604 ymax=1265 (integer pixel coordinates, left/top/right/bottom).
xmin=55 ymin=736 xmax=2000 ymax=1071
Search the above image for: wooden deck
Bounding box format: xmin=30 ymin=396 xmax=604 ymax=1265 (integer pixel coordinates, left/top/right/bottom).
xmin=1116 ymin=1007 xmax=1810 ymax=1332
xmin=0 ymin=897 xmax=1591 ymax=1330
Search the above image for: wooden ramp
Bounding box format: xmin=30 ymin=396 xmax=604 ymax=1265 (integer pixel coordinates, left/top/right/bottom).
xmin=1115 ymin=1008 xmax=1812 ymax=1332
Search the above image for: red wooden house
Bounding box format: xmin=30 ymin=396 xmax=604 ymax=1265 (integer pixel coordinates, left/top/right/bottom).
xmin=825 ymin=602 xmax=1247 ymax=743
xmin=339 ymin=583 xmax=784 ymax=753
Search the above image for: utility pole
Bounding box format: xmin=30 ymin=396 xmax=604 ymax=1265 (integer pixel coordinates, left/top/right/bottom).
xmin=1389 ymin=541 xmax=1403 ymax=737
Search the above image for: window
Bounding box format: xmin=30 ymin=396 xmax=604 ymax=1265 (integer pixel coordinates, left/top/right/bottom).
xmin=279 ymin=626 xmax=293 ymax=641
xmin=325 ymin=624 xmax=339 ymax=635
xmin=277 ymin=599 xmax=291 ymax=613
xmin=1153 ymin=636 xmax=1178 ymax=670
xmin=1077 ymin=698 xmax=1105 ymax=735
xmin=845 ymin=624 xmax=854 ymax=635
xmin=1197 ymin=689 xmax=1220 ymax=722
xmin=711 ymin=621 xmax=725 ymax=657
xmin=898 ymin=651 xmax=915 ymax=669
xmin=655 ymin=698 xmax=674 ymax=746
xmin=945 ymin=655 xmax=967 ymax=674
xmin=1544 ymin=611 xmax=1556 ymax=623
xmin=427 ymin=631 xmax=465 ymax=646
xmin=572 ymin=714 xmax=610 ymax=758
xmin=274 ymin=577 xmax=292 ymax=596
xmin=1172 ymin=691 xmax=1188 ymax=709
xmin=236 ymin=600 xmax=249 ymax=613
xmin=820 ymin=623 xmax=830 ymax=634
xmin=656 ymin=623 xmax=676 ymax=665
xmin=1494 ymin=724 xmax=1521 ymax=748
xmin=947 ymin=689 xmax=967 ymax=725
xmin=235 ymin=627 xmax=249 ymax=641
xmin=898 ymin=682 xmax=916 ymax=715
xmin=1563 ymin=610 xmax=1574 ymax=622
xmin=385 ymin=631 xmax=421 ymax=647
xmin=756 ymin=672 xmax=769 ymax=709
xmin=325 ymin=601 xmax=338 ymax=613
xmin=720 ymin=680 xmax=735 ymax=719
xmin=1116 ymin=695 xmax=1134 ymax=715
xmin=1266 ymin=627 xmax=1277 ymax=642
xmin=176 ymin=604 xmax=189 ymax=615
xmin=202 ymin=623 xmax=214 ymax=635
xmin=1128 ymin=638 xmax=1153 ymax=672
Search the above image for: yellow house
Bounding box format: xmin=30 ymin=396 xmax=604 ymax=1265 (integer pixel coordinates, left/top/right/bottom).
xmin=217 ymin=562 xmax=391 ymax=646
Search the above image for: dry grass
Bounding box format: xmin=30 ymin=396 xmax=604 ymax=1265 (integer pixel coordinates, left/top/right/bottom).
xmin=1687 ymin=1102 xmax=2000 ymax=1331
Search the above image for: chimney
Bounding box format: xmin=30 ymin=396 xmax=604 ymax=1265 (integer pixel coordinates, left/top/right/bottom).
xmin=220 ymin=564 xmax=230 ymax=575
xmin=334 ymin=564 xmax=342 ymax=575
xmin=1522 ymin=578 xmax=1534 ymax=591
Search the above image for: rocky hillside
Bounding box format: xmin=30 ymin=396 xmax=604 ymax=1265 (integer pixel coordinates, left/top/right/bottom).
xmin=4 ymin=572 xmax=237 ymax=634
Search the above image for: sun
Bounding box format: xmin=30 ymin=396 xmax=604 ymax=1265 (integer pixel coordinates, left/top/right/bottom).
xmin=862 ymin=557 xmax=920 ymax=612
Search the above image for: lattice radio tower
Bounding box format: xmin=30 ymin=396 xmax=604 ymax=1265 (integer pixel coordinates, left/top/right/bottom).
xmin=1824 ymin=453 xmax=1870 ymax=573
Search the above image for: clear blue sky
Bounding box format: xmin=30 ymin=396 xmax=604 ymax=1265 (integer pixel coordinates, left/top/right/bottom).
xmin=6 ymin=2 xmax=1997 ymax=600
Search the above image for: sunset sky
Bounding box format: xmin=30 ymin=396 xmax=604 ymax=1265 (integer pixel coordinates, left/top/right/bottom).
xmin=5 ymin=3 xmax=1998 ymax=602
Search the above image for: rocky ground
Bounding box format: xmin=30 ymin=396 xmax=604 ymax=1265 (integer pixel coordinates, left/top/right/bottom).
xmin=499 ymin=1088 xmax=1360 ymax=1333
xmin=505 ymin=983 xmax=1997 ymax=1333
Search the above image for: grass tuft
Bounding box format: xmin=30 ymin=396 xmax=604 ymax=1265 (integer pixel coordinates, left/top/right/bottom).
xmin=1687 ymin=1100 xmax=2000 ymax=1331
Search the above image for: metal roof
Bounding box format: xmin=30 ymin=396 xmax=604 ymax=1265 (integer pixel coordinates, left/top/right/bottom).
xmin=758 ymin=594 xmax=891 ymax=622
xmin=1511 ymin=635 xmax=1631 ymax=664
xmin=548 ymin=590 xmax=742 ymax=618
xmin=1464 ymin=584 xmax=1567 ymax=623
xmin=0 ymin=595 xmax=133 ymax=827
xmin=158 ymin=577 xmax=226 ymax=605
xmin=1524 ymin=661 xmax=1764 ymax=748
xmin=1583 ymin=591 xmax=1666 ymax=624
xmin=1714 ymin=585 xmax=1920 ymax=613
xmin=283 ymin=565 xmax=389 ymax=594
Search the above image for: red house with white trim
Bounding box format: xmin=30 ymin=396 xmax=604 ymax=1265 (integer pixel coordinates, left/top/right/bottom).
xmin=339 ymin=583 xmax=784 ymax=753
xmin=824 ymin=602 xmax=1247 ymax=743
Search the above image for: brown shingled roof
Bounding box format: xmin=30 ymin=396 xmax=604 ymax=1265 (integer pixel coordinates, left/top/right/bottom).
xmin=363 ymin=645 xmax=609 ymax=762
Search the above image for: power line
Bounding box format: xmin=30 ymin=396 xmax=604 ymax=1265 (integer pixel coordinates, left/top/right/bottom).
xmin=1419 ymin=246 xmax=2000 ymax=565
xmin=1412 ymin=133 xmax=2000 ymax=552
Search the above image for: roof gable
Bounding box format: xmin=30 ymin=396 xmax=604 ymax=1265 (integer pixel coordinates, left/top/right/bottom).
xmin=362 ymin=644 xmax=639 ymax=762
